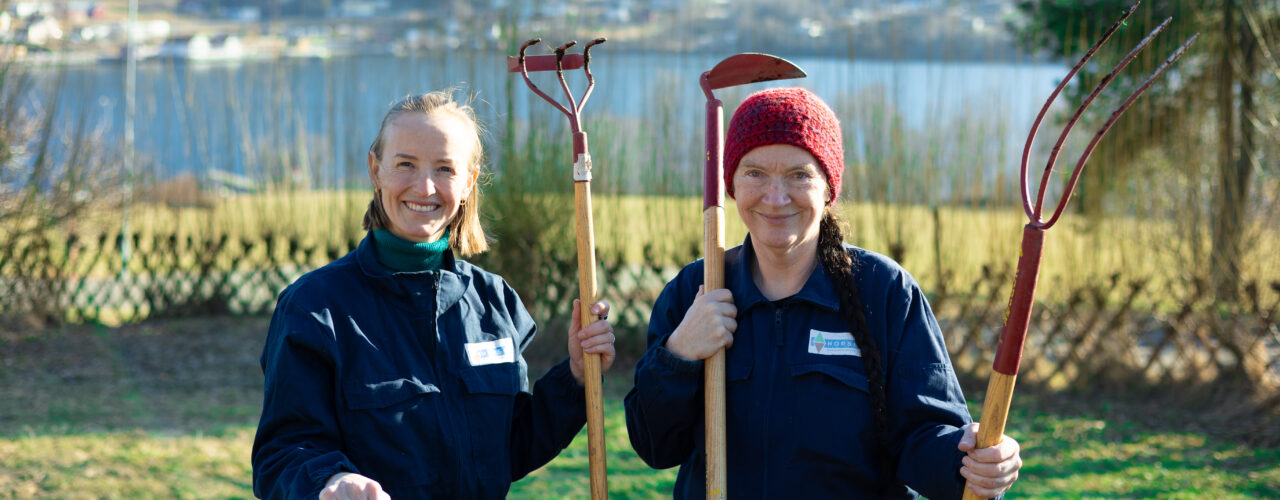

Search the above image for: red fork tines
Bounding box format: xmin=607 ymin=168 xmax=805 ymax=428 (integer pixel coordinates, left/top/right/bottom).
xmin=1020 ymin=2 xmax=1199 ymax=229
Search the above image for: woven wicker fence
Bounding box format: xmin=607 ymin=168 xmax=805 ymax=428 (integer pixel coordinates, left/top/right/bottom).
xmin=935 ymin=266 xmax=1280 ymax=396
xmin=2 ymin=231 xmax=1277 ymax=404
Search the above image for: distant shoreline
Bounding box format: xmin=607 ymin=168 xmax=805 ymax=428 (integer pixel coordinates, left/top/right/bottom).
xmin=10 ymin=41 xmax=1050 ymax=70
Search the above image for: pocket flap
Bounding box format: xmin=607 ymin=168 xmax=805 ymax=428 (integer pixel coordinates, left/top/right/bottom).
xmin=791 ymin=363 xmax=870 ymax=393
xmin=344 ymin=377 xmax=440 ymax=410
xmin=459 ymin=363 xmax=521 ymax=396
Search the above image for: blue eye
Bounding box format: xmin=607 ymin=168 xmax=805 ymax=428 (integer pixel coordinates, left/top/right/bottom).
xmin=793 ymin=168 xmax=820 ymax=180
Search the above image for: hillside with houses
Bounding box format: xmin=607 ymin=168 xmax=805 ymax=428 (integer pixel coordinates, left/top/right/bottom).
xmin=2 ymin=0 xmax=1032 ymax=65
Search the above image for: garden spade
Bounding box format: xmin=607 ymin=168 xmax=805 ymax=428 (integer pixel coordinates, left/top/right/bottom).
xmin=700 ymin=53 xmax=804 ymax=500
xmin=509 ymin=37 xmax=610 ymax=500
xmin=963 ymin=3 xmax=1196 ymax=498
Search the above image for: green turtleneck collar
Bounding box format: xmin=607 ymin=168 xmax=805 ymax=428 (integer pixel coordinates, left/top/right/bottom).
xmin=373 ymin=228 xmax=450 ymax=273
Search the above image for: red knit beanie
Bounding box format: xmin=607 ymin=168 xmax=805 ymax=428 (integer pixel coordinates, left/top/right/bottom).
xmin=724 ymin=87 xmax=844 ymax=202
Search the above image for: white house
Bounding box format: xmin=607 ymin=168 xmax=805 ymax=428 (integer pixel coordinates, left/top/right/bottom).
xmin=11 ymin=1 xmax=55 ymax=19
xmin=116 ymin=18 xmax=170 ymax=44
xmin=159 ymin=33 xmax=245 ymax=62
xmin=24 ymin=14 xmax=61 ymax=45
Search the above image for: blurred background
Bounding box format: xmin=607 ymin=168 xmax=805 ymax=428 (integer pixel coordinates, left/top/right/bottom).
xmin=1 ymin=0 xmax=1277 ymax=498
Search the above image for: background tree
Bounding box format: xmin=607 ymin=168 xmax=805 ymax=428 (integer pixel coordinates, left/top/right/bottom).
xmin=1 ymin=59 xmax=123 ymax=327
xmin=1011 ymin=0 xmax=1280 ymax=301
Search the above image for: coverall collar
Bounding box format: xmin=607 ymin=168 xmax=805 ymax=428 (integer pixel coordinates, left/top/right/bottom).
xmin=354 ymin=231 xmax=469 ymax=312
xmin=732 ymin=234 xmax=842 ymax=313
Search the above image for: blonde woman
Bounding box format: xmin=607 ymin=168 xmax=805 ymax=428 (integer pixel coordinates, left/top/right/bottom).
xmin=253 ymin=90 xmax=616 ymax=500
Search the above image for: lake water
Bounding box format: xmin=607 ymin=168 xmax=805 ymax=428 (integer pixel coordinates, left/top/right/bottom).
xmin=32 ymin=50 xmax=1066 ymax=193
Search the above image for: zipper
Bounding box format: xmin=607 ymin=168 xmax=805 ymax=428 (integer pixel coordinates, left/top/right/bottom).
xmin=428 ymin=274 xmax=469 ymax=494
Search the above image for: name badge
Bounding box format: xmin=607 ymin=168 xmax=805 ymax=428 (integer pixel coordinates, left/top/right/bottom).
xmin=808 ymin=330 xmax=861 ymax=356
xmin=465 ymin=338 xmax=516 ymax=366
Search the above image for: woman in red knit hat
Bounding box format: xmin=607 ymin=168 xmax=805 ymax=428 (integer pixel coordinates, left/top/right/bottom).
xmin=624 ymin=87 xmax=1022 ymax=499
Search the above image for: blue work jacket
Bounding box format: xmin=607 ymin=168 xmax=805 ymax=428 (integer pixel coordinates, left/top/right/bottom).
xmin=252 ymin=234 xmax=586 ymax=500
xmin=624 ymin=236 xmax=972 ymax=499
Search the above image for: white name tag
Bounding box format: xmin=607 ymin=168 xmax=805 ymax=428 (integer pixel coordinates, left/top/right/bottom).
xmin=808 ymin=330 xmax=861 ymax=356
xmin=464 ymin=338 xmax=516 ymax=366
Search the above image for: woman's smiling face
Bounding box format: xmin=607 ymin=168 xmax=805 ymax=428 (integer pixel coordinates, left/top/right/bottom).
xmin=368 ymin=112 xmax=478 ymax=242
xmin=732 ymin=144 xmax=830 ymax=253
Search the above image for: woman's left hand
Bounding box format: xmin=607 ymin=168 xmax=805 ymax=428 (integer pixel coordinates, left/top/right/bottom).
xmin=568 ymin=299 xmax=616 ymax=386
xmin=956 ymin=422 xmax=1022 ymax=498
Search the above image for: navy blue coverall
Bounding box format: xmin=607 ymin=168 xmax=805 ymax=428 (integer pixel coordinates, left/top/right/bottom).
xmin=252 ymin=235 xmax=586 ymax=499
xmin=624 ymin=237 xmax=973 ymax=499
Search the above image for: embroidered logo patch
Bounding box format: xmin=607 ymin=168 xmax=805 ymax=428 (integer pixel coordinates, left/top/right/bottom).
xmin=808 ymin=330 xmax=861 ymax=356
xmin=465 ymin=338 xmax=516 ymax=366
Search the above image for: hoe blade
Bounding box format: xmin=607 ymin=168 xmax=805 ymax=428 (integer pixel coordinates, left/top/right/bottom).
xmin=706 ymin=53 xmax=805 ymax=89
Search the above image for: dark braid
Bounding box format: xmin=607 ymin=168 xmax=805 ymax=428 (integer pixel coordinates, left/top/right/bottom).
xmin=817 ymin=210 xmax=892 ymax=472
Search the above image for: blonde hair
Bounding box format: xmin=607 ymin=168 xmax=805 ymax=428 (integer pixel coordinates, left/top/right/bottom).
xmin=363 ymin=90 xmax=491 ymax=256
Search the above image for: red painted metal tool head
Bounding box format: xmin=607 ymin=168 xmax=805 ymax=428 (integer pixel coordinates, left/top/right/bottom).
xmin=509 ymin=37 xmax=606 ymax=161
xmin=1021 ymin=2 xmax=1197 ymax=230
xmin=508 ymin=37 xmax=607 ymax=134
xmin=702 ymin=53 xmax=805 ymax=98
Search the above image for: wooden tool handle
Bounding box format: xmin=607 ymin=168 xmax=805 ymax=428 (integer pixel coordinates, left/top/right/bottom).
xmin=961 ymin=372 xmax=1016 ymax=500
xmin=574 ymin=181 xmax=608 ymax=500
xmin=702 ymin=93 xmax=728 ymax=500
xmin=703 ymin=206 xmax=726 ymax=499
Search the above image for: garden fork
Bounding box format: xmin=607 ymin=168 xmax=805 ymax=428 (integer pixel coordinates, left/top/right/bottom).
xmin=509 ymin=37 xmax=610 ymax=500
xmin=964 ymin=3 xmax=1197 ymax=498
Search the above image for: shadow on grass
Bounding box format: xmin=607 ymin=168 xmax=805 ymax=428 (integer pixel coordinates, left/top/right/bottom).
xmin=0 ymin=316 xmax=266 ymax=437
xmin=0 ymin=315 xmax=633 ymax=437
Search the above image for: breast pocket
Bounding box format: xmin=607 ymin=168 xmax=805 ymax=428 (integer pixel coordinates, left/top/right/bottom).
xmin=723 ymin=359 xmax=754 ymax=455
xmin=340 ymin=375 xmax=445 ymax=487
xmin=787 ymin=361 xmax=876 ymax=462
xmin=458 ymin=362 xmax=522 ymax=472
xmin=725 ymin=360 xmax=754 ymax=415
xmin=789 ymin=362 xmax=873 ymax=424
xmin=727 ymin=361 xmax=753 ymax=383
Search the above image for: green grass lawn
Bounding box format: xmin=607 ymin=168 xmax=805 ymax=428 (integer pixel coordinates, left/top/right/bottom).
xmin=1 ymin=317 xmax=1276 ymax=499
xmin=999 ymin=406 xmax=1280 ymax=499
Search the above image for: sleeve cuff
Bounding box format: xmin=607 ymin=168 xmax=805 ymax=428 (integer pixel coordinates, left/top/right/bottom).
xmin=301 ymin=452 xmax=361 ymax=497
xmin=654 ymin=342 xmax=704 ymax=376
xmin=543 ymin=358 xmax=589 ymax=398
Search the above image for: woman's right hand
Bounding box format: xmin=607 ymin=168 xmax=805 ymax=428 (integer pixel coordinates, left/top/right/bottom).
xmin=320 ymin=472 xmax=390 ymax=500
xmin=665 ymin=286 xmax=737 ymax=361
